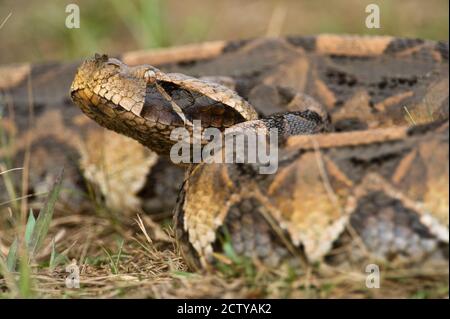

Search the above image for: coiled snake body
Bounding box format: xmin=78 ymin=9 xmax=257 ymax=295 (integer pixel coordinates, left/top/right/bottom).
xmin=69 ymin=35 xmax=449 ymax=270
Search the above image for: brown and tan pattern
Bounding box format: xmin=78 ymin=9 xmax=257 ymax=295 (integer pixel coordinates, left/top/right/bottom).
xmin=175 ymin=122 xmax=448 ymax=269
xmin=0 ymin=35 xmax=448 ymax=270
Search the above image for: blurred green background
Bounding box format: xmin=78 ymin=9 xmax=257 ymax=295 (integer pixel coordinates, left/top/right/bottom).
xmin=0 ymin=0 xmax=448 ymax=64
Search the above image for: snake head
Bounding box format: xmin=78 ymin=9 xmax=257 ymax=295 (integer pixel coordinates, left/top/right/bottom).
xmin=70 ymin=54 xmax=178 ymax=153
xmin=70 ymin=54 xmax=155 ymax=118
xmin=70 ymin=53 xmax=160 ymax=107
xmin=70 ymin=54 xmax=256 ymax=154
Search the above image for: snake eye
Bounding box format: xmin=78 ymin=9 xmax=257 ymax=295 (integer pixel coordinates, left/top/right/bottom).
xmin=144 ymin=70 xmax=156 ymax=78
xmin=143 ymin=66 xmax=161 ymax=81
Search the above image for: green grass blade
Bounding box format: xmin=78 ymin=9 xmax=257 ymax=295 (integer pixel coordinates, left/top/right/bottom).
xmin=115 ymin=239 xmax=124 ymax=273
xmin=24 ymin=209 xmax=36 ymax=247
xmin=48 ymin=238 xmax=68 ymax=270
xmin=49 ymin=238 xmax=56 ymax=270
xmin=6 ymin=237 xmax=18 ymax=272
xmin=18 ymin=249 xmax=33 ymax=298
xmin=102 ymin=247 xmax=118 ymax=274
xmin=29 ymin=169 xmax=64 ymax=257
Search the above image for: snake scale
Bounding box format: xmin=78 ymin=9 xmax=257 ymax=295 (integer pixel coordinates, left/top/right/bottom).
xmin=1 ymin=35 xmax=448 ymax=270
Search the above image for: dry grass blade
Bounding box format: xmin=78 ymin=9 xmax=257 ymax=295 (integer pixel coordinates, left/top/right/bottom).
xmin=0 ymin=12 xmax=12 ymax=30
xmin=29 ymin=169 xmax=64 ymax=257
xmin=135 ymin=214 xmax=152 ymax=245
xmin=0 ymin=167 xmax=23 ymax=176
xmin=404 ymin=106 xmax=417 ymax=125
xmin=5 ymin=238 xmax=18 ymax=271
xmin=0 ymin=192 xmax=47 ymax=207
